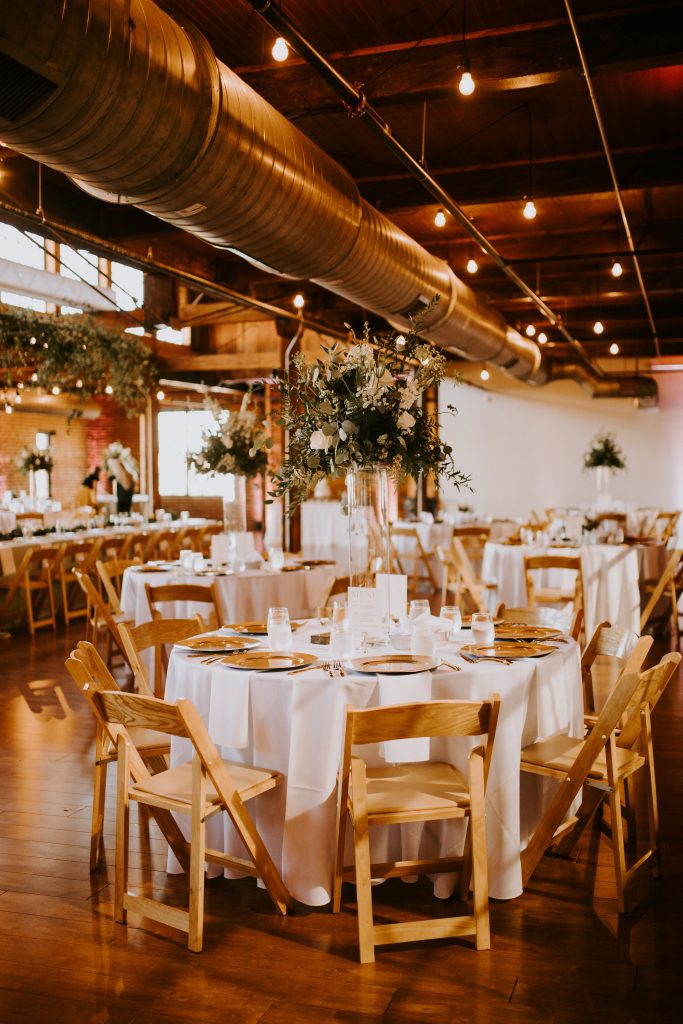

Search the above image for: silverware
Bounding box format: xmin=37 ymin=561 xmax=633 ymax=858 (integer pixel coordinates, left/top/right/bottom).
xmin=287 ymin=662 xmax=324 ymax=675
xmin=438 ymin=660 xmax=461 ymax=672
xmin=460 ymin=653 xmax=512 ymax=666
xmin=333 ymin=659 xmax=345 ymax=677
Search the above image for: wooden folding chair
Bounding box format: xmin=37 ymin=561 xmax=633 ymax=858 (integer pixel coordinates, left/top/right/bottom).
xmin=119 ymin=531 xmax=147 ymax=560
xmin=65 ymin=641 xmax=168 ymax=869
xmin=93 ymin=688 xmax=292 ymax=950
xmin=198 ymin=523 xmax=223 ymax=557
xmin=581 ymin=623 xmax=651 ymax=722
xmin=59 ymin=537 xmax=103 ymax=623
xmin=73 ymin=569 xmax=133 ymax=662
xmin=524 ymin=554 xmax=585 ymax=636
xmin=118 ymin=617 xmax=201 ymax=698
xmin=452 ymin=525 xmax=490 ymax=576
xmin=439 ymin=537 xmax=496 ymax=614
xmin=96 ymin=557 xmax=141 ymax=616
xmin=145 ymin=581 xmax=222 ymax=631
xmin=0 ymin=544 xmax=60 ymax=635
xmin=390 ymin=525 xmax=440 ymax=592
xmin=519 ymin=665 xmax=663 ymax=913
xmin=140 ymin=529 xmax=174 ymax=563
xmin=653 ymin=511 xmax=680 ymax=543
xmin=99 ymin=534 xmax=128 ymax=560
xmin=333 ymin=696 xmax=500 ymax=963
xmin=640 ymin=548 xmax=682 ymax=647
xmin=316 ymin=574 xmax=351 ymax=610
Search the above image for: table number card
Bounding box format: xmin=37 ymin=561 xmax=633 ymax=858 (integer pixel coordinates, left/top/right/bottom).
xmin=348 ymin=586 xmax=384 ymax=638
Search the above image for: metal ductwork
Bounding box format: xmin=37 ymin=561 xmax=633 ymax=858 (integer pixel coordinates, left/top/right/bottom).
xmin=545 ymin=360 xmax=658 ymax=407
xmin=0 ymin=0 xmax=654 ymax=401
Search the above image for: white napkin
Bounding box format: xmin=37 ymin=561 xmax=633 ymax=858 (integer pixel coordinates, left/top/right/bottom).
xmin=376 ymin=670 xmax=434 ymax=762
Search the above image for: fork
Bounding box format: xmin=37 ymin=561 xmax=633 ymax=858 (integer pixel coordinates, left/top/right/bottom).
xmin=461 ymin=653 xmax=512 ymax=666
xmin=332 ymin=659 xmax=345 ymax=677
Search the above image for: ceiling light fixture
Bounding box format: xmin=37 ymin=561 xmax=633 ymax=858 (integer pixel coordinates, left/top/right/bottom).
xmin=537 ymin=331 xmax=547 ymax=344
xmin=480 ymin=368 xmax=490 ymax=381
xmin=457 ymin=0 xmax=475 ymax=96
xmin=611 ymin=260 xmax=623 ymax=278
xmin=434 ymin=208 xmax=446 ymax=227
xmin=609 ymin=342 xmax=620 ymax=355
xmin=525 ymin=324 xmax=536 ymax=337
xmin=5 ymin=403 xmax=13 ymax=415
xmin=293 ymin=292 xmax=305 ymax=309
xmin=156 ymin=389 xmax=165 ymax=401
xmin=522 ymin=104 xmax=537 ymax=220
xmin=522 ymin=198 xmax=537 ymax=220
xmin=51 ymin=385 xmax=60 ymax=395
xmin=593 ymin=320 xmax=604 ymax=335
xmin=466 ymin=256 xmax=478 ymax=274
xmin=271 ymin=36 xmax=289 ymax=62
xmin=104 ymin=384 xmax=113 ymax=395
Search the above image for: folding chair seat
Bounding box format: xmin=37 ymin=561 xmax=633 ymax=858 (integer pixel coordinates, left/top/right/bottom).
xmin=65 ymin=641 xmax=168 ymax=869
xmin=0 ymin=544 xmax=60 ymax=634
xmin=333 ymin=696 xmax=500 ymax=963
xmin=145 ymin=581 xmax=222 ymax=632
xmin=118 ymin=617 xmax=202 ymax=697
xmin=89 ymin=688 xmax=292 ymax=951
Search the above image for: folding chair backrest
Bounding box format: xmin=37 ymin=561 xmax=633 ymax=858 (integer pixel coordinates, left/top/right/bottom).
xmin=617 ymin=651 xmax=681 ymax=749
xmin=97 ymin=557 xmax=141 ymax=611
xmin=118 ymin=616 xmax=200 ymax=696
xmin=584 ymin=621 xmax=639 ymax=661
xmin=348 ymin=698 xmax=498 ymax=746
xmin=96 ymin=689 xmax=189 ymax=738
xmin=144 ymin=582 xmax=220 ymax=625
xmin=450 ymin=537 xmax=488 ymax=613
xmin=640 ymin=548 xmax=683 ymax=632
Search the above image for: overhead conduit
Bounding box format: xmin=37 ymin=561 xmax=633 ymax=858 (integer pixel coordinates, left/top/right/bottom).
xmin=0 ymin=0 xmax=656 ymax=402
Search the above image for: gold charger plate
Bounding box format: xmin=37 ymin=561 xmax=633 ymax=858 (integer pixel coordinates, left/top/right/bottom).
xmin=299 ymin=559 xmax=336 ymax=568
xmin=131 ymin=565 xmax=171 ymax=573
xmin=226 ymin=620 xmax=303 ymax=635
xmin=461 ymin=642 xmax=555 ymax=660
xmin=176 ymin=635 xmax=260 ymax=653
xmin=494 ymin=625 xmax=563 ymax=641
xmin=220 ymin=650 xmax=316 ymax=671
xmin=346 ymin=654 xmax=439 ymax=675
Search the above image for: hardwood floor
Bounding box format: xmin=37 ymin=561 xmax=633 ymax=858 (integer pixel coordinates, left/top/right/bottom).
xmin=1 ymin=624 xmax=682 ymax=1023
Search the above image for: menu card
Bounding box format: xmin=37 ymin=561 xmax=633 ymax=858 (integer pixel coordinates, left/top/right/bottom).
xmin=348 ymin=586 xmax=384 ymax=638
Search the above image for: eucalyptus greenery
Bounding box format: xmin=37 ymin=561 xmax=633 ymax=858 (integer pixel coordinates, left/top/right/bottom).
xmin=583 ymin=431 xmax=626 ymax=473
xmin=0 ymin=307 xmax=158 ymax=415
xmin=270 ymin=318 xmax=469 ymax=510
xmin=187 ymin=393 xmax=271 ymax=480
xmin=16 ymin=445 xmax=54 ymax=475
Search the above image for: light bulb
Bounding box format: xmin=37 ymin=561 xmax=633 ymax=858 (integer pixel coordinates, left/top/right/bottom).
xmin=522 ymin=198 xmax=537 ymax=220
xmin=271 ymin=36 xmax=289 ymax=62
xmin=466 ymin=257 xmax=478 ymax=274
xmin=611 ymin=260 xmax=623 ymax=278
xmin=156 ymin=389 xmax=165 ymax=401
xmin=51 ymin=385 xmax=61 ymax=396
xmin=525 ymin=324 xmax=536 ymax=337
xmin=593 ymin=320 xmax=604 ymax=335
xmin=105 ymin=384 xmax=114 ymax=395
xmin=537 ymin=332 xmax=547 ymax=344
xmin=76 ymin=379 xmax=83 ymax=388
xmin=293 ymin=293 xmax=305 ymax=309
xmin=43 ymin=341 xmax=49 ymax=349
xmin=458 ymin=70 xmax=475 ymax=96
xmin=480 ymin=368 xmax=490 ymax=381
xmin=14 ymin=393 xmax=22 ymax=404
xmin=434 ymin=208 xmax=446 ymax=227
xmin=609 ymin=342 xmax=620 ymax=355
xmin=5 ymin=403 xmax=13 ymax=415
xmin=29 ymin=336 xmax=36 ymax=345
xmin=395 ymin=334 xmax=406 ymax=349
xmin=17 ymin=381 xmax=24 ymax=390
xmin=31 ymin=372 xmax=38 ymax=383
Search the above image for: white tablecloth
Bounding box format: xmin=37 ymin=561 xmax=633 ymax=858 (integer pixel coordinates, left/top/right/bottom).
xmin=482 ymin=542 xmax=641 ymax=636
xmin=165 ymin=627 xmax=582 ymax=904
xmin=121 ymin=564 xmax=335 ymax=626
xmin=0 ymin=511 xmax=16 ymax=533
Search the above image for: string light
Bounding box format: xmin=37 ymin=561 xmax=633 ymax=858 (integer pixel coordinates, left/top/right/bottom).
xmin=51 ymin=385 xmax=60 ymax=395
xmin=29 ymin=336 xmax=36 ymax=345
xmin=525 ymin=324 xmax=536 ymax=337
xmin=537 ymin=332 xmax=547 ymax=344
xmin=480 ymin=368 xmax=490 ymax=381
xmin=293 ymin=293 xmax=305 ymax=309
xmin=272 ymin=36 xmax=289 ymax=62
xmin=466 ymin=256 xmax=478 ymax=274
xmin=434 ymin=208 xmax=447 ymax=227
xmin=156 ymin=389 xmax=165 ymax=401
xmin=30 ymin=372 xmax=38 ymax=382
xmin=458 ymin=69 xmax=475 ymax=96
xmin=5 ymin=403 xmax=13 ymax=415
xmin=458 ymin=0 xmax=475 ymax=96
xmin=522 ymin=198 xmax=537 ymax=220
xmin=611 ymin=260 xmax=623 ymax=278
xmin=76 ymin=379 xmax=83 ymax=388
xmin=105 ymin=384 xmax=113 ymax=395
xmin=609 ymin=342 xmax=620 ymax=355
xmin=593 ymin=320 xmax=604 ymax=335
xmin=14 ymin=393 xmax=22 ymax=404
xmin=395 ymin=335 xmax=406 ymax=349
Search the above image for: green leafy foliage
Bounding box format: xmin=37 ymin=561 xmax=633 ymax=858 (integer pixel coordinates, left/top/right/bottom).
xmin=16 ymin=445 xmax=54 ymax=475
xmin=187 ymin=394 xmax=271 ymax=480
xmin=270 ymin=316 xmax=470 ymax=510
xmin=583 ymin=431 xmax=626 ymax=473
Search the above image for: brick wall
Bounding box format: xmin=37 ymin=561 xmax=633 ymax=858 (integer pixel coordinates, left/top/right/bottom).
xmin=86 ymin=397 xmax=141 ymax=495
xmin=0 ymin=409 xmax=88 ymax=505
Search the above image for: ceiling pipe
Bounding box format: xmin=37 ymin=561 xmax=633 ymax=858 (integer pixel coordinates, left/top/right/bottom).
xmin=0 ymin=0 xmax=656 ymax=401
xmin=563 ymin=0 xmax=661 ymax=359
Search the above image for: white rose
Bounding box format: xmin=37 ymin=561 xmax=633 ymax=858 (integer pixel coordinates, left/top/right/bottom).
xmin=310 ymin=429 xmax=332 ymax=452
xmin=397 ymin=410 xmax=415 ymax=432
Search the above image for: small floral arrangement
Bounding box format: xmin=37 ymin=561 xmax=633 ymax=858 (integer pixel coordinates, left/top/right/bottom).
xmin=188 ymin=392 xmax=271 ymax=479
xmin=270 ymin=318 xmax=469 ymax=510
xmin=102 ymin=441 xmax=140 ymax=481
xmin=583 ymin=431 xmax=626 ymax=473
xmin=16 ymin=445 xmax=53 ymax=475
xmin=583 ymin=515 xmax=600 ymax=533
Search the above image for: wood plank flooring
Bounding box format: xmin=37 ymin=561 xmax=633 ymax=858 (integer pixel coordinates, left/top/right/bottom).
xmin=0 ymin=624 xmax=682 ymax=1023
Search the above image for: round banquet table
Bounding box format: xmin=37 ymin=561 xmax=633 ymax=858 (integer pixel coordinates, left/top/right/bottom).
xmin=165 ymin=624 xmax=583 ymax=904
xmin=0 ymin=511 xmax=16 ymax=533
xmin=482 ymin=541 xmax=641 ymax=637
xmin=120 ymin=562 xmax=336 ymax=627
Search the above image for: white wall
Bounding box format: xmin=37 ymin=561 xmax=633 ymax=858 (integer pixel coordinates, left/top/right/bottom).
xmin=439 ymin=370 xmax=683 ymax=519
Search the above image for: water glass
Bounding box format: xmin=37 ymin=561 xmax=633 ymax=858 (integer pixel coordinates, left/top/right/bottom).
xmin=471 ymin=611 xmax=495 ymax=645
xmin=440 ymin=605 xmax=462 ymax=640
xmin=332 ymin=600 xmax=347 ymax=626
xmin=268 ymin=546 xmax=285 ymax=572
xmin=329 ymin=622 xmax=349 ymax=657
xmin=267 ymin=606 xmax=292 ymax=650
xmin=409 ymin=599 xmax=431 ymax=620
xmin=180 ymin=549 xmax=194 ymax=572
xmin=191 ymin=552 xmax=205 ymax=572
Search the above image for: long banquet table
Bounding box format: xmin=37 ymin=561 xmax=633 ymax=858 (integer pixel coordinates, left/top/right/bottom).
xmin=482 ymin=541 xmax=641 ymax=636
xmin=165 ymin=622 xmax=583 ymax=904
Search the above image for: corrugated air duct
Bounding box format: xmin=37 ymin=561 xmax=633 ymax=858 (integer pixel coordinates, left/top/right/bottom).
xmin=0 ymin=0 xmax=655 ymax=402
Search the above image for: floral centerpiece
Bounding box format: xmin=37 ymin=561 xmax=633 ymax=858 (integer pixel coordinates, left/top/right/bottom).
xmin=270 ymin=320 xmax=469 ymax=510
xmin=583 ymin=431 xmax=626 ymax=473
xmin=16 ymin=445 xmax=53 ymax=475
xmin=187 ymin=393 xmax=271 ymax=480
xmin=102 ymin=442 xmax=140 ymax=482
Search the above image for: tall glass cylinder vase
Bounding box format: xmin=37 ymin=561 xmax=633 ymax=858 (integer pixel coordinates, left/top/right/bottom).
xmin=594 ymin=465 xmax=612 ymax=511
xmin=346 ymin=465 xmax=391 ymax=587
xmin=223 ymin=474 xmax=247 ymax=533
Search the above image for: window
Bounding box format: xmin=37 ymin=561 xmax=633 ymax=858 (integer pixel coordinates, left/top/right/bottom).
xmin=111 ymin=261 xmax=143 ymax=311
xmin=34 ymin=432 xmax=51 ymax=499
xmin=0 ymin=222 xmax=47 ymax=311
xmin=157 ymin=409 xmax=232 ymax=498
xmin=156 ymin=325 xmax=190 ymax=345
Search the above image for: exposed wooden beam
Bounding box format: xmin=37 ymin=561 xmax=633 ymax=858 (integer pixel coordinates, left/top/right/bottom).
xmin=158 ymin=352 xmax=283 ymax=372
